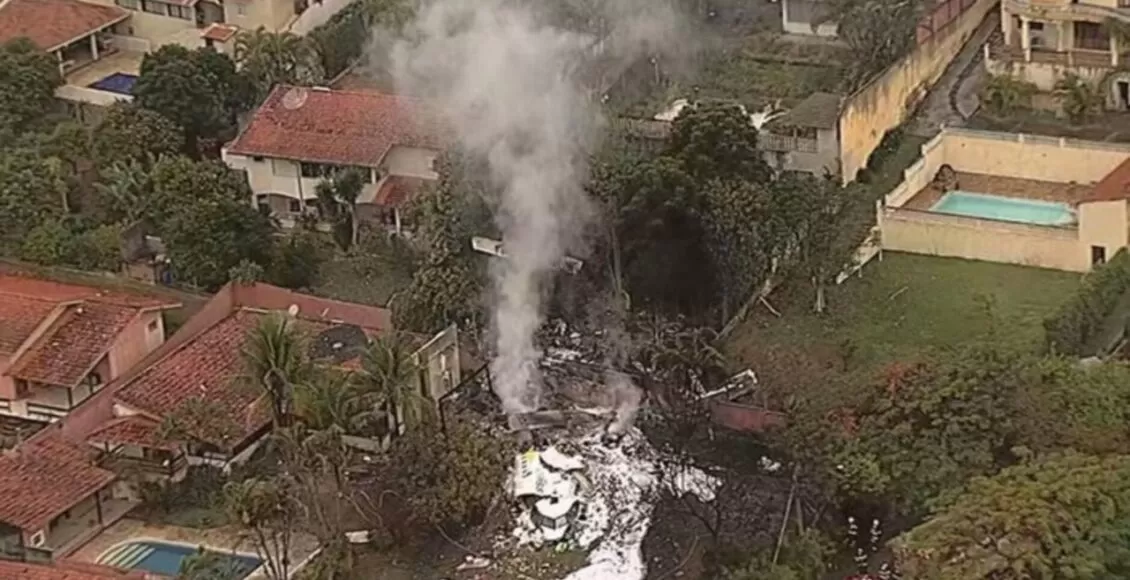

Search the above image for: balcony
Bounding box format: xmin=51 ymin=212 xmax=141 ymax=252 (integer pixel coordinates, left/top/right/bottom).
xmin=103 ymin=452 xmax=188 ymax=479
xmin=1005 ymin=0 xmax=1130 ymax=22
xmin=989 ymin=38 xmax=1119 ymax=68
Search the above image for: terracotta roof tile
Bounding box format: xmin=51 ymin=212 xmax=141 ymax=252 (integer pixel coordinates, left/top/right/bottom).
xmin=0 ymin=560 xmax=142 ymax=579
xmin=8 ymin=302 xmax=139 ymax=387
xmin=0 ymin=432 xmax=115 ymax=531
xmin=1083 ymin=157 xmax=1130 ymax=203
xmin=0 ymin=275 xmax=176 ymax=308
xmin=372 ymin=176 xmax=425 ymax=207
xmin=201 ymin=22 xmax=238 ymax=42
xmin=113 ymin=310 xmax=264 ymax=449
xmin=225 ymin=85 xmax=447 ymax=167
xmin=0 ymin=0 xmax=128 ymax=51
xmin=87 ymin=415 xmax=175 ymax=450
xmin=0 ymin=295 xmax=58 ymax=355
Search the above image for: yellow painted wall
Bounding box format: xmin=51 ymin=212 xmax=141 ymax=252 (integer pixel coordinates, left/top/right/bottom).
xmin=883 ymin=209 xmax=1089 ymax=271
xmin=940 ymin=130 xmax=1129 ymax=182
xmin=1079 ymin=200 xmax=1130 ymax=259
xmin=838 ymin=0 xmax=998 ymax=184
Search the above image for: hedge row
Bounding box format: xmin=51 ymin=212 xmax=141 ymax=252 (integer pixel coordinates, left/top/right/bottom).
xmin=1044 ymin=249 xmax=1130 ymax=356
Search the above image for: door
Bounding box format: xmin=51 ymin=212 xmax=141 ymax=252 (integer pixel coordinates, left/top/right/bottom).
xmin=1092 ymin=245 xmax=1107 ymax=266
xmin=1118 ymin=81 xmax=1129 ymax=109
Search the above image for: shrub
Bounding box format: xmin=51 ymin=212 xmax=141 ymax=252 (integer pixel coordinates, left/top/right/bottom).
xmin=70 ymin=223 xmax=123 ymax=271
xmin=980 ymin=75 xmax=1038 ymax=116
xmin=1044 ymin=249 xmax=1130 ymax=355
xmin=20 ymin=220 xmax=73 ymax=265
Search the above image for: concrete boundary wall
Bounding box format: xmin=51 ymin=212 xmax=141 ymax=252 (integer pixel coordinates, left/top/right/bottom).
xmin=838 ymin=0 xmax=998 ymax=184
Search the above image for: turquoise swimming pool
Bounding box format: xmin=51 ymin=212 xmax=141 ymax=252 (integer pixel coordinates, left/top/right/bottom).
xmin=930 ymin=191 xmax=1075 ymax=226
xmin=98 ymin=540 xmax=261 ymax=578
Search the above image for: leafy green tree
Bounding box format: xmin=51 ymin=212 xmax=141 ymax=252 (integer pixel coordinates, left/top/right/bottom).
xmin=819 ymin=0 xmax=923 ymax=90
xmin=356 ymin=331 xmax=425 ymax=435
xmin=295 ymin=371 xmax=370 ymax=433
xmin=0 ymin=148 xmax=69 ymax=249
xmin=980 ymin=75 xmax=1038 ymax=116
xmin=701 ymin=179 xmax=773 ymax=323
xmin=234 ymin=27 xmax=323 ymax=103
xmin=229 ymin=259 xmax=266 ymax=284
xmin=893 ymin=452 xmax=1130 ymax=580
xmin=134 ymin=46 xmax=248 ymax=156
xmin=223 ymin=478 xmax=296 ymax=580
xmin=722 ymin=529 xmax=835 ymax=580
xmin=0 ymin=38 xmax=63 ymax=136
xmin=70 ymin=223 xmax=124 ymax=271
xmin=266 ymin=231 xmax=322 ymax=289
xmin=91 ymin=103 xmax=183 ymax=167
xmin=384 ymin=418 xmax=510 ymax=528
xmin=20 ymin=219 xmax=73 ymax=266
xmin=836 ymin=343 xmax=1024 ymax=514
xmin=309 ymin=0 xmax=413 ymax=79
xmin=94 ymin=157 xmax=155 ymax=224
xmin=666 ymin=100 xmax=771 ymax=184
xmin=315 ymin=167 xmax=367 ymax=251
xmin=793 ymin=179 xmax=872 ymax=313
xmin=163 ymin=196 xmax=275 ymax=290
xmin=178 ymin=548 xmax=246 ymax=580
xmin=242 ymin=313 xmax=310 ymax=428
xmin=1056 ymin=73 xmax=1103 ymax=123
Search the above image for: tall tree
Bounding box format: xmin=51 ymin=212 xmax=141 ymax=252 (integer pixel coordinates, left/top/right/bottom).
xmin=242 ymin=313 xmax=310 ymax=429
xmin=819 ymin=0 xmax=923 ymax=90
xmin=893 ymin=452 xmax=1130 ymax=580
xmin=134 ymin=46 xmax=248 ymax=156
xmin=0 ymin=148 xmax=69 ymax=249
xmin=0 ymin=38 xmax=63 ymax=137
xmin=793 ymin=179 xmax=871 ymax=313
xmin=91 ymin=103 xmax=183 ymax=167
xmin=94 ymin=157 xmax=155 ymax=224
xmin=701 ymin=179 xmax=774 ymax=323
xmin=223 ymin=478 xmax=296 ymax=580
xmin=315 ymin=167 xmax=367 ymax=251
xmin=234 ymin=28 xmax=324 ymax=104
xmin=356 ymin=332 xmax=425 ymax=435
xmin=666 ymin=100 xmax=772 ymax=184
xmin=162 ymin=195 xmax=275 ymax=289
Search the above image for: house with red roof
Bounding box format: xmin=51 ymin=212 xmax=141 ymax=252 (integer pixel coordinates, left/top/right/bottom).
xmin=223 ymin=85 xmax=448 ymax=233
xmin=0 ymin=430 xmax=124 ymax=563
xmin=82 ymin=281 xmax=460 ymax=480
xmin=0 ymin=275 xmax=179 ymax=447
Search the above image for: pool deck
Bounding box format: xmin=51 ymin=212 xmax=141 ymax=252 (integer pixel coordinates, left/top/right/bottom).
xmin=65 ymin=50 xmax=144 ymax=89
xmin=66 ymin=517 xmax=320 ymax=579
xmin=903 ymin=172 xmax=1094 ymax=210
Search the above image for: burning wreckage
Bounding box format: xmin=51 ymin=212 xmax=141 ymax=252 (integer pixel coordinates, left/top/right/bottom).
xmin=471 ymin=324 xmax=766 ymax=580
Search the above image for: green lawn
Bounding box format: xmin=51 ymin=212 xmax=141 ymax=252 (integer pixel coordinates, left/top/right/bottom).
xmin=311 ymin=236 xmax=416 ymax=308
xmin=727 ymin=253 xmax=1081 ymax=385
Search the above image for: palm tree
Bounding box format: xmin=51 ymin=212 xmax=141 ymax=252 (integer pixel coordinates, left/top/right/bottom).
xmin=293 ymin=370 xmax=373 ymax=433
xmin=356 ymin=332 xmax=427 ymax=436
xmin=242 ymin=313 xmax=309 ymax=428
xmin=234 ymin=27 xmax=324 ymax=103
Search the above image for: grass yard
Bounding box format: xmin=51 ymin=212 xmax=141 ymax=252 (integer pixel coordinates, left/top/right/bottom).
xmin=726 ymin=253 xmax=1081 ymax=397
xmin=311 ymin=235 xmax=416 ymax=308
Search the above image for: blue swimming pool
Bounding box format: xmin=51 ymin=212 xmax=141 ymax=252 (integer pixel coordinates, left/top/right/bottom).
xmin=931 ymin=191 xmax=1076 ymax=226
xmin=87 ymin=72 xmax=138 ymax=95
xmin=98 ymin=541 xmax=261 ymax=578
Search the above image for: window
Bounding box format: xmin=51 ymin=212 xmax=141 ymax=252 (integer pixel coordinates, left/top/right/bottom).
xmin=300 ymin=162 xmax=335 ymax=178
xmin=236 ymin=3 xmax=247 ymax=15
xmin=115 ymin=0 xmax=139 ymax=9
xmin=141 ymin=0 xmax=164 ymax=13
xmin=167 ymin=4 xmax=191 ymax=18
xmin=1092 ymin=245 xmax=1107 ymax=266
xmin=256 ymin=194 xmax=269 ymax=211
xmin=252 ymin=155 xmax=264 ymax=162
xmin=288 ymin=199 xmax=302 ymax=213
xmin=1075 ymin=21 xmax=1109 ymax=50
xmin=148 ymin=319 xmax=159 ymax=332
xmin=1029 ymin=21 xmax=1044 ymax=31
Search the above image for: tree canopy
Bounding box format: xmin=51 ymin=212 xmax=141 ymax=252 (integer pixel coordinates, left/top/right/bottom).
xmin=235 ymin=28 xmax=324 ymax=104
xmin=0 ymin=38 xmax=63 ymax=137
xmin=91 ymin=103 xmax=184 ymax=167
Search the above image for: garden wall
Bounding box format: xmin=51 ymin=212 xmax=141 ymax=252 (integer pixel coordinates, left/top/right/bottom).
xmin=838 ymin=0 xmax=998 ymax=184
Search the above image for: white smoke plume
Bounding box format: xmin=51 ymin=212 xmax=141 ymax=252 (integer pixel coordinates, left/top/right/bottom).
xmin=389 ymin=0 xmax=686 ymax=415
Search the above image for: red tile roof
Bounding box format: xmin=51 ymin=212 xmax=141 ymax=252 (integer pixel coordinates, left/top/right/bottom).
xmin=0 ymin=295 xmax=59 ymax=355
xmin=8 ymin=302 xmax=139 ymax=387
xmin=114 ymin=310 xmax=265 ymax=450
xmin=0 ymin=0 xmax=128 ymax=51
xmin=1083 ymin=157 xmax=1130 ymax=203
xmin=0 ymin=561 xmax=142 ymax=580
xmin=201 ymin=22 xmax=238 ymax=42
xmin=0 ymin=432 xmax=115 ymax=531
xmin=87 ymin=415 xmax=175 ymax=451
xmin=373 ymin=176 xmax=425 ymax=207
xmin=0 ymin=275 xmax=179 ymax=386
xmin=225 ymin=85 xmax=446 ymax=167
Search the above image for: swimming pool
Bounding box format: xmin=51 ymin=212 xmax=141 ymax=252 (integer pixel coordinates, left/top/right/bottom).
xmin=930 ymin=191 xmax=1076 ymax=226
xmin=87 ymin=72 xmax=138 ymax=95
xmin=97 ymin=540 xmax=261 ymax=578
